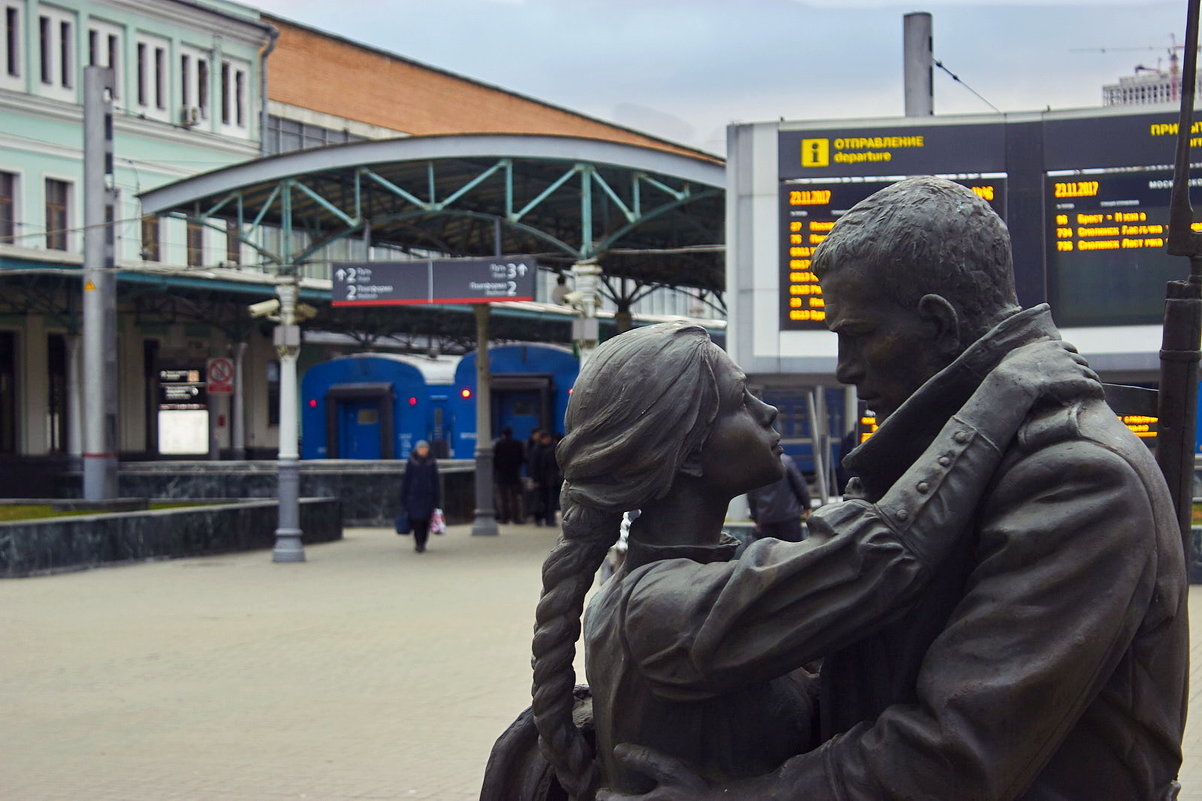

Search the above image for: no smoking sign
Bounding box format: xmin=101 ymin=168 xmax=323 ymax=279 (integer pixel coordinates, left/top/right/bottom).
xmin=206 ymin=357 xmax=235 ymax=394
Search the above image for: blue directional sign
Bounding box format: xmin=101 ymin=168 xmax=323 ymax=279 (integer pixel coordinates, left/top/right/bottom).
xmin=331 ymin=257 xmax=537 ymax=306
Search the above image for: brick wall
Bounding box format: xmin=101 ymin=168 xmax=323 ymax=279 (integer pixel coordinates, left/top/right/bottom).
xmin=265 ymin=17 xmax=717 ymax=162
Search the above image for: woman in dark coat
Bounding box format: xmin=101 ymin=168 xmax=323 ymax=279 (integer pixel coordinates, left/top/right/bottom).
xmin=400 ymin=440 xmax=441 ymax=553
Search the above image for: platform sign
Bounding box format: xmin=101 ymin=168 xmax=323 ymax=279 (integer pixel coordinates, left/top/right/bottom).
xmin=779 ymin=122 xmax=1005 ymax=179
xmin=331 ymin=257 xmax=537 ymax=306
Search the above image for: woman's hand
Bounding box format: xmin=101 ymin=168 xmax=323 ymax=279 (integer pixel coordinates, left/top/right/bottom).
xmin=595 ymin=745 xmax=724 ymax=801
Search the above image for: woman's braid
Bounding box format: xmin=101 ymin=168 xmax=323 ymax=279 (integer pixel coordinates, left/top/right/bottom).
xmin=530 ymin=488 xmax=622 ymax=800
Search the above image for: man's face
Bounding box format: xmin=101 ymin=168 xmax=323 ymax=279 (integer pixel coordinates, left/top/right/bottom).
xmin=821 ymin=266 xmax=951 ymax=421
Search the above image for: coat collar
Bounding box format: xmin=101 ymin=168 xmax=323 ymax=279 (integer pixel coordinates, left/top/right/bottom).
xmin=842 ymin=304 xmax=1061 ymax=498
xmin=623 ymin=533 xmax=741 ymax=571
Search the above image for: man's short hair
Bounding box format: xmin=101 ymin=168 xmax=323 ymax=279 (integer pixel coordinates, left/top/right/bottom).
xmin=812 ymin=176 xmax=1019 ymax=336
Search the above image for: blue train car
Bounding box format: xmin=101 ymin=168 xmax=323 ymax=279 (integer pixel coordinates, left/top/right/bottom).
xmin=301 ymin=353 xmax=455 ymax=459
xmin=450 ymin=344 xmax=579 ymax=458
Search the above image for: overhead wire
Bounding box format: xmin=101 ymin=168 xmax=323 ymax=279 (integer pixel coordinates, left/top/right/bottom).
xmin=933 ymin=59 xmax=1002 ymax=113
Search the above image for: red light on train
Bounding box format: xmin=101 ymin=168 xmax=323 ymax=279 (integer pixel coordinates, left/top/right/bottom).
xmin=408 ymin=396 xmax=418 ymax=406
xmin=308 ymin=399 xmax=317 ymax=408
xmin=460 ymin=388 xmax=472 ymax=399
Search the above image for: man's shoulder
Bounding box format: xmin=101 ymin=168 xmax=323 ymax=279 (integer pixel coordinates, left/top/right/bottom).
xmin=1005 ymin=395 xmax=1165 ymax=495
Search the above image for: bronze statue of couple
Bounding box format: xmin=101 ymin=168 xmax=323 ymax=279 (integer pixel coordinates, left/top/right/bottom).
xmin=482 ymin=177 xmax=1188 ymax=801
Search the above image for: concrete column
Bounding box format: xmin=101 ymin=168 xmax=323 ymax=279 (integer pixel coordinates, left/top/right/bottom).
xmin=471 ymin=304 xmax=498 ymax=536
xmin=231 ymin=341 xmax=247 ymax=460
xmin=82 ymin=66 xmax=118 ymax=499
xmin=903 ymin=12 xmax=934 ymax=116
xmin=272 ymin=277 xmax=305 ymax=562
xmin=66 ymin=334 xmax=82 ymax=463
xmin=571 ymin=259 xmax=602 ymax=365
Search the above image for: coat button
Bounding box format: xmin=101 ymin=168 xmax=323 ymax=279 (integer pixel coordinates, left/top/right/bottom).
xmin=939 ymin=455 xmax=952 ymax=467
xmin=896 ymin=508 xmax=909 ymax=521
xmin=917 ymin=481 xmax=930 ymax=493
xmin=954 ymin=430 xmax=969 ymax=444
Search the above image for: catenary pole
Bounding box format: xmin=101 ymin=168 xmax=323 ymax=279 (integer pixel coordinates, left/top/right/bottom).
xmin=1160 ymin=0 xmax=1202 ymax=569
xmin=82 ymin=66 xmax=118 ymax=500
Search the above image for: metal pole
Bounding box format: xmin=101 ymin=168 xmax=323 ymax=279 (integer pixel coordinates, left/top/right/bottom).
xmin=806 ymin=389 xmax=829 ymax=506
xmin=471 ymin=304 xmax=499 ymax=536
xmin=1162 ymin=0 xmax=1202 ymax=569
xmin=82 ymin=66 xmax=118 ymax=500
xmin=903 ymin=12 xmax=934 ymax=117
xmin=272 ymin=276 xmax=305 ymax=562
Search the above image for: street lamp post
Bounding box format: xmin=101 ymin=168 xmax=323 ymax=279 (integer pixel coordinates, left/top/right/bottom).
xmin=272 ymin=276 xmax=305 ymax=562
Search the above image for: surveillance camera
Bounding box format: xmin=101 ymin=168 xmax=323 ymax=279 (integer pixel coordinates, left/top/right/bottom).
xmin=248 ymin=298 xmax=281 ymax=318
xmin=295 ymin=302 xmax=319 ymax=321
xmin=562 ymin=290 xmax=584 ymax=306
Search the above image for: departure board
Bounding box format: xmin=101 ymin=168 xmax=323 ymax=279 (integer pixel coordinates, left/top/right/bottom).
xmin=1045 ymin=168 xmax=1202 ymax=327
xmin=779 ymin=176 xmax=1007 ymax=331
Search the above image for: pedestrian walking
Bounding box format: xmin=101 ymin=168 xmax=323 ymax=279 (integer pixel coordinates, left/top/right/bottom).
xmin=400 ymin=440 xmax=441 ymax=553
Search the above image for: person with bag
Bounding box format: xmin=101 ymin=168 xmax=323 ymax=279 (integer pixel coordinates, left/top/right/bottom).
xmin=400 ymin=439 xmax=441 ymax=553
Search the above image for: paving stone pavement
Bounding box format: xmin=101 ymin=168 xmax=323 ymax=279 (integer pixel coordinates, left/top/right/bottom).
xmin=1 ymin=524 xmax=1199 ymax=800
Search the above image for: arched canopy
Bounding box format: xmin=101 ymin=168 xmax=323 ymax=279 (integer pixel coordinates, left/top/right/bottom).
xmin=140 ymin=133 xmax=726 ymax=296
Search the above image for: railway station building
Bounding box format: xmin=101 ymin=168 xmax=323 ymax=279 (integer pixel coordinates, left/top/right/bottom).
xmin=0 ymin=0 xmax=724 ymax=493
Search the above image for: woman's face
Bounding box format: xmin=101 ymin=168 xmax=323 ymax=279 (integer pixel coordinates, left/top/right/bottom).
xmin=415 ymin=446 xmax=429 ymax=459
xmin=700 ymin=348 xmax=784 ymax=497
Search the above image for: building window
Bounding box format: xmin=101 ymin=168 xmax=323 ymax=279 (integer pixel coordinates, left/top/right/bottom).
xmin=186 ymin=218 xmax=203 ymax=266
xmin=58 ymin=20 xmax=70 ymax=87
xmin=37 ymin=7 xmax=74 ymax=98
xmin=197 ymin=57 xmax=208 ymax=117
xmin=39 ymin=16 xmax=50 ymax=83
xmin=220 ymin=61 xmax=230 ymax=124
xmin=220 ymin=58 xmax=250 ymax=134
xmin=180 ymin=53 xmax=189 ymax=106
xmin=225 ymin=219 xmax=240 ymax=266
xmin=135 ymin=42 xmax=144 ymax=105
xmin=87 ymin=21 xmax=122 ymax=100
xmin=235 ymin=70 xmax=245 ymax=127
xmin=153 ymin=45 xmax=164 ymax=109
xmin=3 ymin=5 xmax=20 ymax=83
xmin=264 ymin=114 xmax=365 ymax=156
xmin=134 ymin=34 xmax=169 ymax=121
xmin=0 ymin=171 xmax=14 ymax=243
xmin=45 ymin=178 xmax=69 ymax=250
xmin=180 ymin=45 xmax=210 ymax=124
xmin=141 ymin=214 xmax=159 ymax=261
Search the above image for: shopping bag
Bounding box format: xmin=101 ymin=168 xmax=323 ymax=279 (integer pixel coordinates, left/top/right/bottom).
xmin=431 ymin=508 xmax=446 ymax=535
xmin=395 ymin=511 xmax=411 ymax=535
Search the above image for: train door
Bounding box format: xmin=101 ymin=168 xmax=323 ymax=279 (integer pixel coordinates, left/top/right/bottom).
xmin=492 ymin=375 xmax=552 ymax=440
xmin=429 ymin=395 xmax=451 ymax=458
xmin=496 ymin=389 xmax=542 ymax=441
xmin=324 ymin=383 xmax=395 ymax=460
xmin=338 ymin=401 xmax=382 ymax=459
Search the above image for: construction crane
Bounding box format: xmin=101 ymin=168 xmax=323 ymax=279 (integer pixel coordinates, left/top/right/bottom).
xmin=1072 ymin=35 xmax=1199 ymax=100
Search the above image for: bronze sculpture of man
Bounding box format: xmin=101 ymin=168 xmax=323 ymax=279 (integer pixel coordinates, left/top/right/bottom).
xmin=598 ymin=176 xmax=1189 ymax=801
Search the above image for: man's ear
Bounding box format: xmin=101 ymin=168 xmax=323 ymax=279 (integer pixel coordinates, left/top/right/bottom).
xmin=918 ymin=293 xmax=960 ymax=356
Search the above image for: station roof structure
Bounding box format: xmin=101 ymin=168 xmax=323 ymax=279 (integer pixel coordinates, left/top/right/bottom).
xmin=140 ymin=133 xmax=727 ymax=347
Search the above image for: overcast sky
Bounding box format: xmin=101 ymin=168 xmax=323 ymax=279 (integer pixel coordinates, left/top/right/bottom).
xmin=249 ymin=0 xmax=1187 ymax=154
